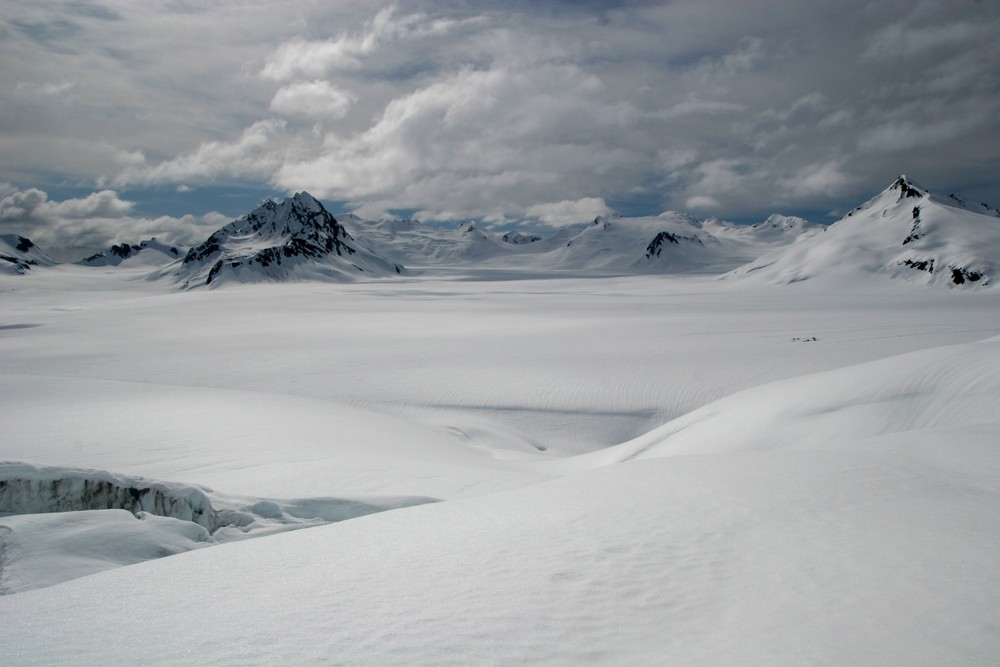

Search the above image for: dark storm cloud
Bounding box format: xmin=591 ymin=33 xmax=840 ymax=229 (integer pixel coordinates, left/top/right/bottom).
xmin=1 ymin=0 xmax=998 ymax=243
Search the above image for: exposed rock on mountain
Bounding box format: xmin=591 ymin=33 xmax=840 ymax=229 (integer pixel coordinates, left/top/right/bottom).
xmin=80 ymin=238 xmax=184 ymax=267
xmin=0 ymin=235 xmax=56 ymax=275
xmin=169 ymin=192 xmax=403 ymax=288
xmin=501 ymin=231 xmax=542 ymax=245
xmin=728 ymin=176 xmax=1000 ymax=287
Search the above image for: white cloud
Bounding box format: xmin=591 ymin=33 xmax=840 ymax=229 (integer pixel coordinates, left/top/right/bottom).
xmin=777 ymin=161 xmax=853 ymax=198
xmin=270 ymin=80 xmax=356 ymax=119
xmin=685 ymin=196 xmax=722 ymax=211
xmin=525 ymin=198 xmax=611 ymax=227
xmin=113 ymin=120 xmax=286 ymax=187
xmin=0 ymin=187 xmax=226 ymax=258
xmin=690 ymin=159 xmax=748 ymax=195
xmin=260 ymin=6 xmax=478 ymax=81
xmin=0 ymin=188 xmax=133 ymax=222
xmin=272 ymin=62 xmax=642 ymax=220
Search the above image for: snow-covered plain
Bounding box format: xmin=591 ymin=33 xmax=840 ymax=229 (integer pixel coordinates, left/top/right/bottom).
xmin=3 ymin=205 xmax=1000 ymax=663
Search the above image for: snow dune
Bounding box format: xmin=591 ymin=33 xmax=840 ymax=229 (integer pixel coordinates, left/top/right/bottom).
xmin=584 ymin=335 xmax=1000 ymax=464
xmin=2 ymin=333 xmax=998 ymax=662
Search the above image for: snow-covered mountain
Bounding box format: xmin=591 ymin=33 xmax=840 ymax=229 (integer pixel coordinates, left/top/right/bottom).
xmin=541 ymin=212 xmax=811 ymax=274
xmin=167 ymin=193 xmax=403 ymax=287
xmin=5 ymin=177 xmax=997 ymax=289
xmin=345 ymin=210 xmax=815 ymax=275
xmin=546 ymin=212 xmax=708 ymax=272
xmin=0 ymin=234 xmax=55 ymax=275
xmin=501 ymin=231 xmax=542 ymax=245
xmin=79 ymin=238 xmax=184 ymax=267
xmin=729 ymin=176 xmax=1000 ymax=287
xmin=347 ymin=217 xmax=516 ymax=266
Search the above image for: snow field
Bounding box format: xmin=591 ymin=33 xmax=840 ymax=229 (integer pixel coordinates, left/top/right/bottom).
xmin=2 ymin=263 xmax=1000 ymax=663
xmin=2 ymin=441 xmax=998 ymax=664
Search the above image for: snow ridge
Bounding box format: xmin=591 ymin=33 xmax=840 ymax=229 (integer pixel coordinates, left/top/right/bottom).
xmin=729 ymin=175 xmax=1000 ymax=287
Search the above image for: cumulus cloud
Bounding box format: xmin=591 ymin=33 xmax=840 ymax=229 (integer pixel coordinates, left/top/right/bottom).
xmin=271 ymin=61 xmax=642 ymax=220
xmin=270 ymin=80 xmax=356 ymax=119
xmin=0 ymin=187 xmax=224 ymax=259
xmin=113 ymin=120 xmax=286 ymax=187
xmin=685 ymin=196 xmax=722 ymax=211
xmin=260 ymin=6 xmax=478 ymax=81
xmin=777 ymin=161 xmax=853 ymax=199
xmin=524 ymin=198 xmax=611 ymax=227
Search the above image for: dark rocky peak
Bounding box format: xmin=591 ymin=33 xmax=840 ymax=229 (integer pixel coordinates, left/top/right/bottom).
xmin=183 ymin=192 xmax=352 ymax=267
xmin=1 ymin=233 xmax=55 ymax=272
xmin=502 ymin=231 xmax=542 ymax=245
xmin=890 ymin=175 xmax=926 ymax=201
xmin=593 ymin=213 xmax=624 ymax=229
xmin=645 ymin=230 xmax=703 ymax=259
xmin=238 ymin=192 xmax=341 ymax=238
xmin=110 ymin=243 xmax=139 ymax=259
xmin=847 ymin=175 xmax=929 ymax=218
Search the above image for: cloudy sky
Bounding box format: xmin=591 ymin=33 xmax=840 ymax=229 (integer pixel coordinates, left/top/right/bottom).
xmin=1 ymin=0 xmax=998 ymax=257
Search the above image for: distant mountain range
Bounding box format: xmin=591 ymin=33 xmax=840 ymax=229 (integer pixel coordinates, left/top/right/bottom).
xmin=79 ymin=238 xmax=183 ymax=268
xmin=4 ymin=177 xmax=998 ymax=288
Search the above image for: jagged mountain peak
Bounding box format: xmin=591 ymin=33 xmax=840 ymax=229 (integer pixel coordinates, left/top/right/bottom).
xmin=169 ymin=192 xmax=402 ymax=288
xmin=889 ymin=174 xmax=927 ymax=200
xmin=847 ymin=175 xmax=929 ymax=218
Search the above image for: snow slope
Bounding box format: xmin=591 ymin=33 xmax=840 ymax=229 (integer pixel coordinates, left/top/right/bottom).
xmin=1 ymin=336 xmax=998 ymax=664
xmin=0 ymin=509 xmax=212 ymax=595
xmin=576 ymin=335 xmax=1000 ymax=465
xmin=0 ymin=234 xmax=55 ymax=275
xmin=730 ymin=176 xmax=1000 ymax=287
